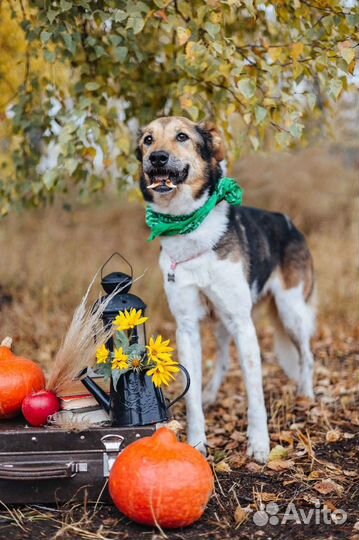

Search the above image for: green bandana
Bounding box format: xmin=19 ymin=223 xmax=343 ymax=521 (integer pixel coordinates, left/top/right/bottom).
xmin=146 ymin=177 xmax=243 ymax=241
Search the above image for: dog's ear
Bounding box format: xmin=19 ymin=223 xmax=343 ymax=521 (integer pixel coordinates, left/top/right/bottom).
xmin=196 ymin=122 xmax=225 ymax=162
xmin=135 ymin=128 xmax=143 ymax=161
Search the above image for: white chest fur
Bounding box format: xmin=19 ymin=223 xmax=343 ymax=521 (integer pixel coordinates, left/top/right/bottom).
xmin=159 ymin=200 xmax=229 ymax=264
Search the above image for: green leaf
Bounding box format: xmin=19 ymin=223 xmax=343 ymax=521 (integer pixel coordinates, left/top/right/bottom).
xmin=127 ymin=343 xmax=144 ymax=356
xmin=289 ymin=123 xmax=304 ymax=139
xmin=237 ymin=78 xmax=256 ymax=99
xmin=114 ymin=46 xmax=128 ymax=63
xmin=43 ymin=170 xmax=57 ymax=190
xmin=63 ymin=33 xmax=76 ymax=55
xmin=275 ymin=131 xmax=291 ymax=148
xmin=254 ymin=106 xmax=267 ymax=125
xmin=329 ymin=79 xmax=343 ymax=100
xmin=129 ymin=16 xmax=145 ymax=35
xmin=94 ymin=45 xmax=107 ymax=58
xmin=85 ymin=82 xmax=101 ymax=91
xmin=47 ymin=10 xmax=58 ymax=24
xmin=114 ymin=331 xmax=129 ymax=350
xmin=40 ymin=31 xmax=52 ymax=43
xmin=112 ymin=369 xmax=122 ymax=390
xmin=44 ymin=49 xmax=56 ymax=63
xmin=204 ymin=22 xmax=220 ymax=39
xmin=60 ymin=0 xmax=72 ymax=12
xmin=114 ymin=10 xmax=128 ymax=23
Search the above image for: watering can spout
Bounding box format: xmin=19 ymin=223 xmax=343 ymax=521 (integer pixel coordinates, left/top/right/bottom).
xmin=80 ymin=372 xmax=111 ymax=414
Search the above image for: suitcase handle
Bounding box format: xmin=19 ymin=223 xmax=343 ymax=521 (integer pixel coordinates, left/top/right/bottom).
xmin=0 ymin=461 xmax=85 ymax=480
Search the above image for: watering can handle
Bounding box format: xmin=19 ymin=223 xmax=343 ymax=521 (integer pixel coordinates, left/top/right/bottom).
xmin=167 ymin=364 xmax=191 ymax=409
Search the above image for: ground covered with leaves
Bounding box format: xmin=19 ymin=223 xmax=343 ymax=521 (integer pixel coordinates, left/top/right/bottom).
xmin=1 ymin=325 xmax=358 ymax=540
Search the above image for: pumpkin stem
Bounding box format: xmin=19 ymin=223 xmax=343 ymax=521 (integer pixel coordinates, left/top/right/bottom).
xmin=1 ymin=337 xmax=13 ymax=349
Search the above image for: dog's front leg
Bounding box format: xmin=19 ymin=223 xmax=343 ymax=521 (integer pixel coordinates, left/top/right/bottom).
xmin=164 ymin=281 xmax=207 ymax=454
xmin=176 ymin=317 xmax=207 ymax=453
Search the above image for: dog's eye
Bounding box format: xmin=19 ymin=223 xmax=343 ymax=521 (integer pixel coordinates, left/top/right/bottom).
xmin=143 ymin=135 xmax=153 ymax=146
xmin=176 ymin=132 xmax=189 ymax=142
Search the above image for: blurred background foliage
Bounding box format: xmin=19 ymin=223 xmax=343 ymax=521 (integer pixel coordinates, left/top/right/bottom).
xmin=0 ymin=0 xmax=358 ymax=214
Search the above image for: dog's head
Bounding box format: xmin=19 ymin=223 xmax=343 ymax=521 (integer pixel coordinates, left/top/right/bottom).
xmin=136 ymin=116 xmax=225 ymax=207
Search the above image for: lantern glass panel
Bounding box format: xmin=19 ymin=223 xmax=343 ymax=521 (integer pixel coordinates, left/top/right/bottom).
xmin=129 ymin=323 xmax=146 ymax=349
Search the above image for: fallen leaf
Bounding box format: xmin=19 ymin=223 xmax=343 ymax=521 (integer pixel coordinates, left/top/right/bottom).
xmin=267 ymin=459 xmax=295 ymax=471
xmin=246 ymin=461 xmax=262 ymax=473
xmin=230 ymin=455 xmax=247 ymax=469
xmin=165 ymin=420 xmax=183 ymax=434
xmin=231 ymin=430 xmax=246 ymax=442
xmin=255 ymin=492 xmax=278 ymax=502
xmin=271 ymin=431 xmax=294 ymax=446
xmin=323 ymin=500 xmax=337 ymax=512
xmin=234 ymin=504 xmax=248 ymax=526
xmin=313 ymin=480 xmax=344 ymax=495
xmin=307 ymin=470 xmax=322 ymax=480
xmin=354 ymin=521 xmax=359 ymax=531
xmin=326 ymin=430 xmax=342 ymax=443
xmin=268 ymin=445 xmax=288 ymax=461
xmin=215 ymin=461 xmax=232 ymax=473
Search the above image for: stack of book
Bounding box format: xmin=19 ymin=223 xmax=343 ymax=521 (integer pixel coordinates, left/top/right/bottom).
xmin=58 ymin=372 xmax=110 ymax=424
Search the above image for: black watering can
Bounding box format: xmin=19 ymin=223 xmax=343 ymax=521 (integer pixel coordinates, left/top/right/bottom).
xmin=80 ymin=253 xmax=190 ymax=427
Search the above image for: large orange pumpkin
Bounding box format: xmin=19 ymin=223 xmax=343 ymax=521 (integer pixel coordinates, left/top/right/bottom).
xmin=0 ymin=337 xmax=46 ymax=419
xmin=109 ymin=427 xmax=214 ymax=528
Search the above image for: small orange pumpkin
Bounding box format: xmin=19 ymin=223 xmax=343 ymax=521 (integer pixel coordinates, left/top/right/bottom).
xmin=109 ymin=427 xmax=214 ymax=528
xmin=0 ymin=337 xmax=46 ymax=419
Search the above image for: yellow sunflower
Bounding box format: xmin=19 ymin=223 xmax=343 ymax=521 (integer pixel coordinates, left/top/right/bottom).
xmin=147 ymin=361 xmax=180 ymax=387
xmin=113 ymin=308 xmax=148 ymax=332
xmin=96 ymin=343 xmax=110 ymax=364
xmin=146 ymin=335 xmax=174 ymax=363
xmin=112 ymin=347 xmax=129 ymax=370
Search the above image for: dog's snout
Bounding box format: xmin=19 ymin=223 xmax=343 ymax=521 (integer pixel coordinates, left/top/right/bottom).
xmin=149 ymin=151 xmax=169 ymax=167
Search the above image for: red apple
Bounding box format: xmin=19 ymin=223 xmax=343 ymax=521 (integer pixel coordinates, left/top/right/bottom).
xmin=22 ymin=390 xmax=60 ymax=427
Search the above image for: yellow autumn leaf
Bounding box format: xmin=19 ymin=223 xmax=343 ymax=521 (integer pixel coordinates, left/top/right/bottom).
xmin=267 ymin=459 xmax=294 ymax=471
xmin=268 ymin=445 xmax=288 ymax=461
xmin=215 ymin=461 xmax=232 ymax=473
xmin=177 ymin=27 xmax=191 ymax=46
xmin=268 ymin=46 xmax=283 ymax=62
xmin=291 ymin=42 xmax=304 ymax=61
xmin=340 ymin=47 xmax=355 ymax=65
xmin=234 ymin=504 xmax=248 ymax=525
xmin=179 ymin=95 xmax=193 ymax=108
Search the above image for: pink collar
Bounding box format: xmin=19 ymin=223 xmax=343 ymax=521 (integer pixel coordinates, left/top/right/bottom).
xmin=166 ymin=250 xmax=209 ymax=271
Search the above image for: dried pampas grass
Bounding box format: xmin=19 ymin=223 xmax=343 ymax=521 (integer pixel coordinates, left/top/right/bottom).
xmin=46 ymin=271 xmax=143 ymax=395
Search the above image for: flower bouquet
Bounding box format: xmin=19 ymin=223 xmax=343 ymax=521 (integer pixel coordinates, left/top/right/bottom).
xmin=95 ymin=308 xmax=180 ymax=390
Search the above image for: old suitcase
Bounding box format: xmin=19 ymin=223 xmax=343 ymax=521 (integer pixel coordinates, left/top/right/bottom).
xmin=0 ymin=419 xmax=156 ymax=504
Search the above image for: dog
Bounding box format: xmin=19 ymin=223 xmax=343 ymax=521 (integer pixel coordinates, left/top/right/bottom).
xmin=137 ymin=116 xmax=316 ymax=463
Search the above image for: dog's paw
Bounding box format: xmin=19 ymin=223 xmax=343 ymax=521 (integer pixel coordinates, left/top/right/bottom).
xmin=193 ymin=440 xmax=208 ymax=456
xmin=188 ymin=433 xmax=208 ymax=456
xmin=247 ymin=435 xmax=270 ymax=464
xmin=297 ymin=382 xmax=314 ymax=400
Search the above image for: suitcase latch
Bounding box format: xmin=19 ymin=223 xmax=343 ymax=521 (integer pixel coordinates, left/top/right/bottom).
xmin=101 ymin=434 xmax=124 ymax=477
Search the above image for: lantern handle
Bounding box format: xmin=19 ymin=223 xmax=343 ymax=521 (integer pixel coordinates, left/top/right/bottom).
xmin=101 ymin=252 xmax=133 ymax=281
